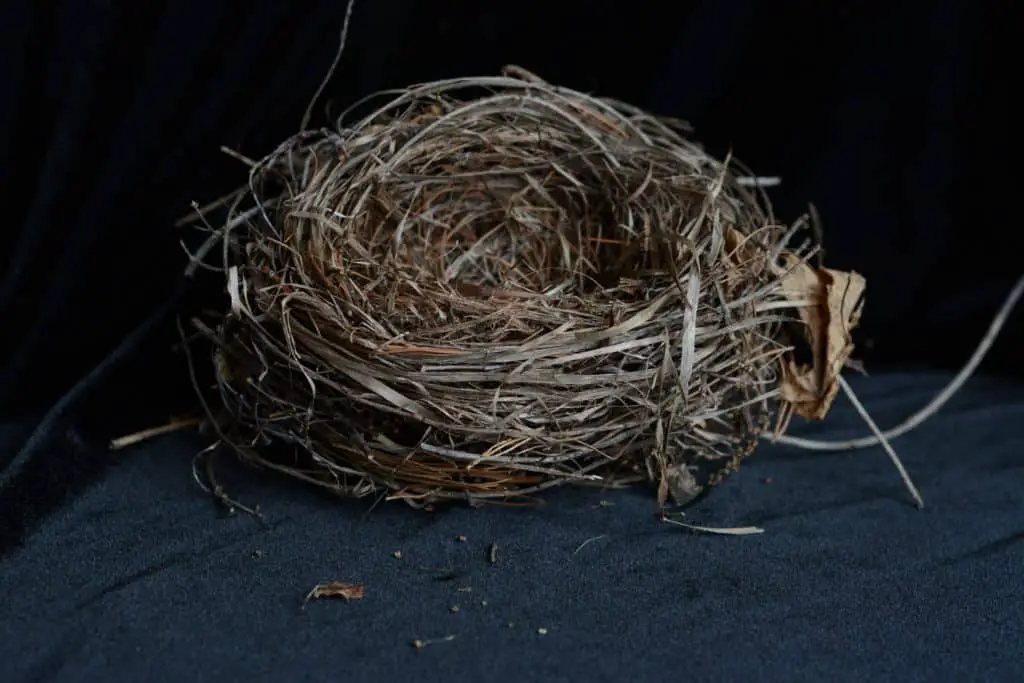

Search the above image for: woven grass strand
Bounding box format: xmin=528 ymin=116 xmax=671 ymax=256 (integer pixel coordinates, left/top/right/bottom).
xmin=192 ymin=69 xmax=819 ymax=506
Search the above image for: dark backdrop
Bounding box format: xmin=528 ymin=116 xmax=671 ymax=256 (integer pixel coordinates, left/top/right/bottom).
xmin=0 ymin=0 xmax=1018 ymax=658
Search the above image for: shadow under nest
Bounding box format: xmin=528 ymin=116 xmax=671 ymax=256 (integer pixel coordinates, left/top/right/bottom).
xmin=186 ymin=68 xmax=822 ymax=510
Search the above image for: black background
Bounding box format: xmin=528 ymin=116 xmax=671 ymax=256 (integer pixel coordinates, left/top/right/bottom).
xmin=1 ymin=0 xmax=1017 ymax=425
xmin=0 ymin=2 xmax=1020 ymax=678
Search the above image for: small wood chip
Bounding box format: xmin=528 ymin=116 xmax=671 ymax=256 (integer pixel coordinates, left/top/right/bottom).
xmin=303 ymin=581 xmax=365 ymax=605
xmin=412 ymin=635 xmax=456 ymax=650
xmin=393 ymin=550 xmax=403 ymax=559
xmin=456 ymin=535 xmax=467 ymax=542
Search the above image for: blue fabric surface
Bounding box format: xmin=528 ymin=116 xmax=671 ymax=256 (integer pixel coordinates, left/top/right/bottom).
xmin=3 ymin=373 xmax=1021 ymax=682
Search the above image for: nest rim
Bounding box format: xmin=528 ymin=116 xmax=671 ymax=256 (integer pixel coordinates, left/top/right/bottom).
xmin=188 ymin=67 xmax=820 ymax=508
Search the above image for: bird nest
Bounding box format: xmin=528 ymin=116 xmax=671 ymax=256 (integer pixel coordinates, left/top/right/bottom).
xmin=188 ymin=66 xmax=865 ymax=508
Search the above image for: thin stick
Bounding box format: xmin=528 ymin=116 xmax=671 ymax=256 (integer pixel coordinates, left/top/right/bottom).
xmin=661 ymin=516 xmax=765 ymax=536
xmin=178 ymin=317 xmax=264 ymax=521
xmin=300 ymin=0 xmax=357 ymax=131
xmin=771 ymin=272 xmax=1024 ymax=451
xmin=735 ymin=176 xmax=781 ymax=187
xmin=174 ymin=188 xmax=245 ymax=227
xmin=109 ymin=417 xmax=202 ymax=450
xmin=183 ymin=202 xmax=276 ymax=278
xmin=572 ymin=535 xmax=607 ymax=554
xmin=838 ymin=374 xmax=924 ymax=509
xmin=204 ymin=450 xmax=264 ymax=520
xmin=219 ymin=145 xmax=258 ymax=168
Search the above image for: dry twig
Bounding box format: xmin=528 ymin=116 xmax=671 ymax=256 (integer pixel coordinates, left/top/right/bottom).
xmin=109 ymin=417 xmax=202 ymax=450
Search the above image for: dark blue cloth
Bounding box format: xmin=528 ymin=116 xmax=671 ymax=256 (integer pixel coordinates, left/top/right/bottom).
xmin=3 ymin=373 xmax=1022 ymax=682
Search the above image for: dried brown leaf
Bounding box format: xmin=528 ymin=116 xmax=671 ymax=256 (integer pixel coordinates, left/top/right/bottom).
xmin=777 ymin=254 xmax=865 ymax=420
xmin=304 ymin=581 xmax=366 ymax=603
